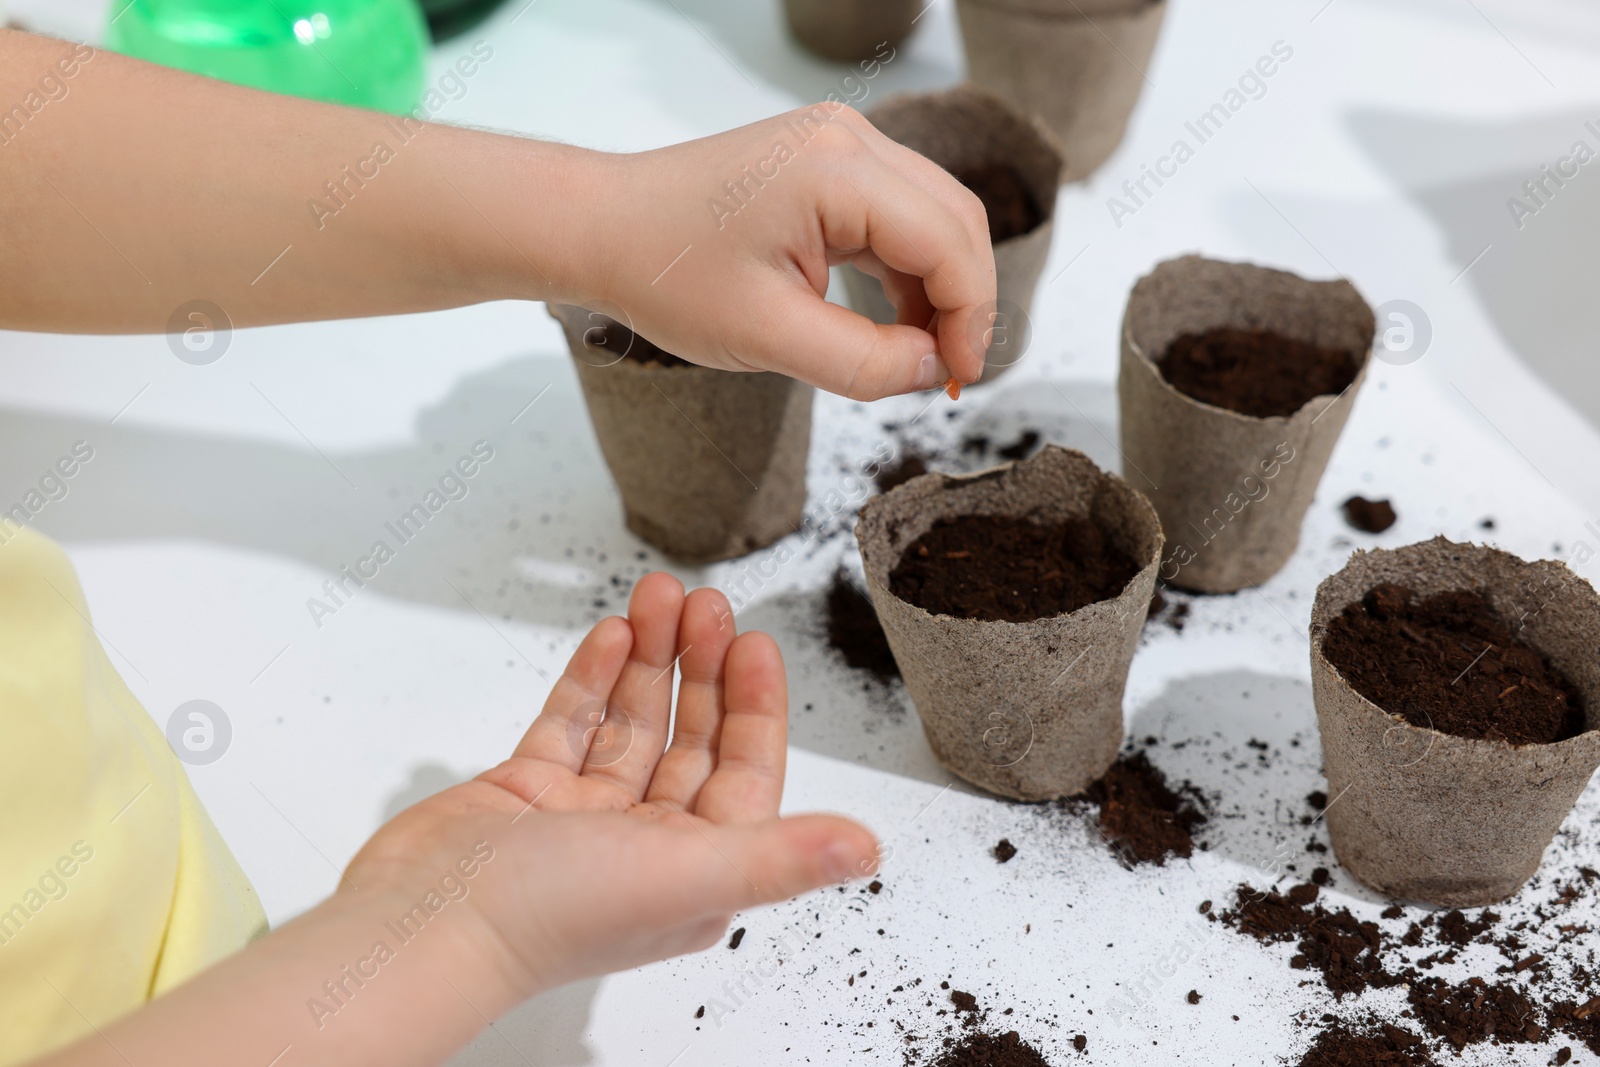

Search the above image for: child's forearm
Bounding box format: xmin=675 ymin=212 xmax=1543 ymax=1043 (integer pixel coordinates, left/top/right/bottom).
xmin=0 ymin=29 xmax=598 ymax=334
xmin=30 ymin=888 xmax=526 ymax=1067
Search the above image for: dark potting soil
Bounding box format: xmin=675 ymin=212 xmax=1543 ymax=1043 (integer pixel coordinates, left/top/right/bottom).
xmin=1321 ymin=583 xmax=1586 ymax=745
xmin=1295 ymin=1022 xmax=1435 ymax=1067
xmin=951 ymin=164 xmax=1043 ymax=244
xmin=1080 ymin=751 xmax=1207 ymax=866
xmin=991 ymin=838 xmax=1017 ymax=864
xmin=1407 ymin=976 xmax=1544 ymax=1049
xmin=1550 ymin=998 xmax=1600 ymax=1056
xmin=587 ymin=318 xmax=692 ymax=368
xmin=996 ymin=431 xmax=1041 ymax=462
xmin=1221 ymin=883 xmax=1401 ymax=997
xmin=824 ymin=571 xmax=900 ymax=683
xmin=1342 ymin=495 xmax=1397 ymax=533
xmin=889 ymin=515 xmax=1140 ymax=623
xmin=877 ymin=451 xmax=932 ymax=493
xmin=1156 ymin=327 xmax=1359 ymax=419
xmin=928 ymin=1029 xmax=1050 ymax=1067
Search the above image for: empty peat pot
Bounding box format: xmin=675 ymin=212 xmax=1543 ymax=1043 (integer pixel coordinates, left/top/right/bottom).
xmin=1311 ymin=537 xmax=1600 ymax=907
xmin=782 ymin=0 xmax=919 ymax=63
xmin=1119 ymin=255 xmax=1376 ymax=593
xmin=549 ymin=305 xmax=813 ymax=563
xmin=855 ymin=445 xmax=1162 ymax=800
xmin=841 ymin=85 xmax=1063 ymax=383
xmin=954 ymin=0 xmax=1166 ymax=183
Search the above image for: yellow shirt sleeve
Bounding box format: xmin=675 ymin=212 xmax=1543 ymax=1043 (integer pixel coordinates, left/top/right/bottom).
xmin=0 ymin=528 xmax=267 ymax=1066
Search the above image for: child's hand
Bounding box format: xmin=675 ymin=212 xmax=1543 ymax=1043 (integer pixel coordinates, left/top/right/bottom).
xmin=564 ymin=106 xmax=997 ymax=400
xmin=3 ymin=32 xmax=995 ymax=398
xmin=343 ymin=573 xmax=879 ymax=999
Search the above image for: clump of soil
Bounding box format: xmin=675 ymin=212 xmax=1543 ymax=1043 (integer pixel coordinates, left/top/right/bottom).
xmin=992 ymin=838 xmax=1017 ymax=864
xmin=996 ymin=431 xmax=1041 ymax=461
xmin=878 ymin=451 xmax=931 ymax=493
xmin=1550 ymin=998 xmax=1600 ymax=1056
xmin=928 ymin=1029 xmax=1050 ymax=1067
xmin=1145 ymin=588 xmax=1190 ymax=633
xmin=951 ymin=163 xmax=1043 ymax=243
xmin=1296 ymin=1021 xmax=1435 ymax=1067
xmin=1342 ymin=496 xmax=1397 ymax=533
xmin=1433 ymin=909 xmax=1497 ymax=946
xmin=824 ymin=571 xmax=900 ymax=683
xmin=1221 ymin=884 xmax=1400 ymax=997
xmin=1156 ymin=327 xmax=1359 ymax=418
xmin=889 ymin=515 xmax=1139 ymax=623
xmin=587 ymin=319 xmax=691 ymax=368
xmin=1406 ymin=976 xmax=1544 ymax=1049
xmin=1081 ymin=751 xmax=1207 ymax=866
xmin=1321 ymin=583 xmax=1586 ymax=745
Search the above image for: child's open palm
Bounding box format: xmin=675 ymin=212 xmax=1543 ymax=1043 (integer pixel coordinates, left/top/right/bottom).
xmin=343 ymin=573 xmax=879 ymax=1002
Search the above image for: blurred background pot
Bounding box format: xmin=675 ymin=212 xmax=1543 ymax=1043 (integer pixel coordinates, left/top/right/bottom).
xmin=783 ymin=0 xmax=919 ymax=63
xmin=955 ymin=0 xmax=1166 ymax=183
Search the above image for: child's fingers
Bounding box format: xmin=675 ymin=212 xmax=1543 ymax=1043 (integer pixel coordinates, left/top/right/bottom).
xmin=754 ymin=293 xmax=952 ymax=401
xmin=846 ymin=247 xmax=937 ymax=330
xmin=579 ymin=572 xmax=685 ymax=799
xmin=643 ymin=588 xmax=738 ymax=810
xmin=509 ymin=614 xmax=633 ymax=772
xmin=693 ymin=631 xmax=788 ymax=824
xmin=831 ymin=162 xmax=992 ymax=383
xmin=696 ymin=814 xmax=880 ymax=912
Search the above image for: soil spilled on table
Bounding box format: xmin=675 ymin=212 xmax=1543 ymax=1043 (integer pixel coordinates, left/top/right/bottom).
xmin=1156 ymin=327 xmax=1359 ymax=418
xmin=1222 ymin=882 xmax=1402 ymax=997
xmin=1341 ymin=496 xmax=1396 ymax=533
xmin=928 ymin=1029 xmax=1051 ymax=1067
xmin=1079 ymin=750 xmax=1207 ymax=866
xmin=877 ymin=450 xmax=933 ymax=493
xmin=1320 ymin=583 xmax=1585 ymax=744
xmin=1295 ymin=1021 xmax=1435 ymax=1067
xmin=889 ymin=515 xmax=1139 ymax=623
xmin=952 ymin=163 xmax=1043 ymax=243
xmin=824 ymin=570 xmax=900 ymax=683
xmin=1406 ymin=976 xmax=1544 ymax=1050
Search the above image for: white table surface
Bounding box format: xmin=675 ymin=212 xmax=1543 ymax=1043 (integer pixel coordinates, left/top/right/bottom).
xmin=5 ymin=0 xmax=1600 ymax=1063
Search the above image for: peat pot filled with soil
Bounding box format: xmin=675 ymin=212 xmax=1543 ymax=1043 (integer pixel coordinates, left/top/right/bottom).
xmin=1311 ymin=537 xmax=1600 ymax=907
xmin=549 ymin=305 xmax=813 ymax=563
xmin=855 ymin=445 xmax=1163 ymax=800
xmin=782 ymin=0 xmax=919 ymax=63
xmin=955 ymin=0 xmax=1167 ymax=183
xmin=841 ymin=86 xmax=1064 ymax=382
xmin=1119 ymin=254 xmax=1376 ymax=593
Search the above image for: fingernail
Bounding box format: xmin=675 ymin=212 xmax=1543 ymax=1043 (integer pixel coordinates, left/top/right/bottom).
xmin=913 ymin=352 xmax=950 ymax=392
